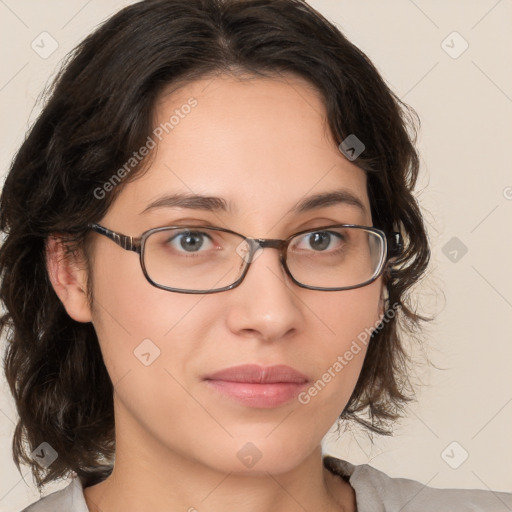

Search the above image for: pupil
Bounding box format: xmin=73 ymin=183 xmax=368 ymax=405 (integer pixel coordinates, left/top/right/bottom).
xmin=180 ymin=232 xmax=203 ymax=252
xmin=310 ymin=232 xmax=330 ymax=251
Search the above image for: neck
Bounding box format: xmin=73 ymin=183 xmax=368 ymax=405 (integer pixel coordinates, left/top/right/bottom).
xmin=83 ymin=409 xmax=355 ymax=512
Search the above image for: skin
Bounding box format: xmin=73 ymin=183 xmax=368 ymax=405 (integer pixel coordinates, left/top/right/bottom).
xmin=47 ymin=72 xmax=384 ymax=512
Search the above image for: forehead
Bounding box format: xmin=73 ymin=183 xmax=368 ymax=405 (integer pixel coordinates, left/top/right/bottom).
xmin=107 ymin=73 xmax=370 ymax=230
xmin=154 ymin=72 xmax=336 ymax=169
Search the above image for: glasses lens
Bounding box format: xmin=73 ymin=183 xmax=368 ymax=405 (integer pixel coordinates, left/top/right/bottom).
xmin=286 ymin=226 xmax=385 ymax=289
xmin=143 ymin=228 xmax=247 ymax=292
xmin=142 ymin=226 xmax=385 ymax=292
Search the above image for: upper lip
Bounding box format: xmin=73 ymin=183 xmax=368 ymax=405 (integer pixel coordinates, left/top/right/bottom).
xmin=204 ymin=364 xmax=309 ymax=384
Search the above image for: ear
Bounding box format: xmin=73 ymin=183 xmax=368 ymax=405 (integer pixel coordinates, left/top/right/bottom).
xmin=45 ymin=236 xmax=93 ymax=323
xmin=375 ymin=282 xmax=388 ymax=327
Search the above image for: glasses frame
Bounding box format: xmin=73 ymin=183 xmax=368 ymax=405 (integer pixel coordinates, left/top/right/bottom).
xmin=88 ymin=222 xmax=403 ymax=294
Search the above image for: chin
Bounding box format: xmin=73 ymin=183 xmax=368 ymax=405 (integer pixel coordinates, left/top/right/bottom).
xmin=194 ymin=434 xmax=318 ymax=476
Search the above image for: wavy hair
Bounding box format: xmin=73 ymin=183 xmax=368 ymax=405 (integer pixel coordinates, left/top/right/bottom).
xmin=0 ymin=0 xmax=430 ymax=489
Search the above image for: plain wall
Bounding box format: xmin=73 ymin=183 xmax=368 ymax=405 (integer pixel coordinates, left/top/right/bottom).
xmin=0 ymin=1 xmax=511 ymax=510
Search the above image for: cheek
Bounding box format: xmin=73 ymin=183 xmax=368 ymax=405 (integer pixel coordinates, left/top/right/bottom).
xmin=308 ymin=279 xmax=383 ymax=348
xmin=87 ymin=249 xmax=223 ymax=442
xmin=298 ymin=281 xmax=382 ymax=406
xmin=88 ymin=245 xmax=215 ymax=382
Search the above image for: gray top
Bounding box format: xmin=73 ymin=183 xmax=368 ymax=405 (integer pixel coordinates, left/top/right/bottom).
xmin=21 ymin=456 xmax=512 ymax=511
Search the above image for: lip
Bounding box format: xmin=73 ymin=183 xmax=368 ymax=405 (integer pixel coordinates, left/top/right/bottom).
xmin=204 ymin=364 xmax=309 ymax=409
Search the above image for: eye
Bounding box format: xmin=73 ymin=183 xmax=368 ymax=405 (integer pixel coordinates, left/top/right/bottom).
xmin=167 ymin=230 xmax=215 ymax=253
xmin=293 ymin=230 xmax=344 ymax=252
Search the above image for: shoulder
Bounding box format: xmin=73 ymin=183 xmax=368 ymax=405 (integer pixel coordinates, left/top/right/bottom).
xmin=323 ymin=455 xmax=512 ymax=512
xmin=20 ymin=478 xmax=88 ymax=512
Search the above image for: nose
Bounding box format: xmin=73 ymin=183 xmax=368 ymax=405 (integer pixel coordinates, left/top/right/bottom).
xmin=225 ymin=245 xmax=305 ymax=342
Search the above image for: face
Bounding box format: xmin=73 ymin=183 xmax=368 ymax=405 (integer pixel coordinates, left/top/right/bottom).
xmin=82 ymin=73 xmax=384 ymax=475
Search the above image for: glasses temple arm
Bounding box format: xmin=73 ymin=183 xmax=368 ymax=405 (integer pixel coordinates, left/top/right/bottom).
xmin=88 ymin=223 xmax=141 ymax=253
xmin=387 ymin=231 xmax=404 ymax=258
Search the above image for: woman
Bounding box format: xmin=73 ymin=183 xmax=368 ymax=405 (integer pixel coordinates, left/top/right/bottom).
xmin=1 ymin=0 xmax=510 ymax=510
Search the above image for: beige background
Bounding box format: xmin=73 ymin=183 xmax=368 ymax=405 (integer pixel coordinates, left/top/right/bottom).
xmin=1 ymin=0 xmax=511 ymax=510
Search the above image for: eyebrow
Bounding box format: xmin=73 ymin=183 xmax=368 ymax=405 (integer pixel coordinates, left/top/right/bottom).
xmin=141 ymin=189 xmax=366 ymax=215
xmin=141 ymin=193 xmax=228 ymax=214
xmin=293 ymin=190 xmax=366 ymax=215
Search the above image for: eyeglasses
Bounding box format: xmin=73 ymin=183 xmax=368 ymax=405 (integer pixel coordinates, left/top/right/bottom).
xmin=88 ymin=223 xmax=402 ymax=294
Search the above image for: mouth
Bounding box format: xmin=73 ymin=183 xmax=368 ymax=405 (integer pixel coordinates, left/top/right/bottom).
xmin=203 ymin=364 xmax=309 ymax=409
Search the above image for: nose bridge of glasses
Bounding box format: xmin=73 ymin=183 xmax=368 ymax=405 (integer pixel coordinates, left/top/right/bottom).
xmin=239 ymin=237 xmax=287 ymax=265
xmin=255 ymin=238 xmax=287 ymax=250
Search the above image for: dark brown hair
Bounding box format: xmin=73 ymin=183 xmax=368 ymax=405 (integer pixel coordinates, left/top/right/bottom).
xmin=0 ymin=0 xmax=429 ymax=489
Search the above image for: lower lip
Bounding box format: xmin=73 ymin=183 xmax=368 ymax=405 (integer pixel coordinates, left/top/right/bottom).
xmin=205 ymin=380 xmax=308 ymax=408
